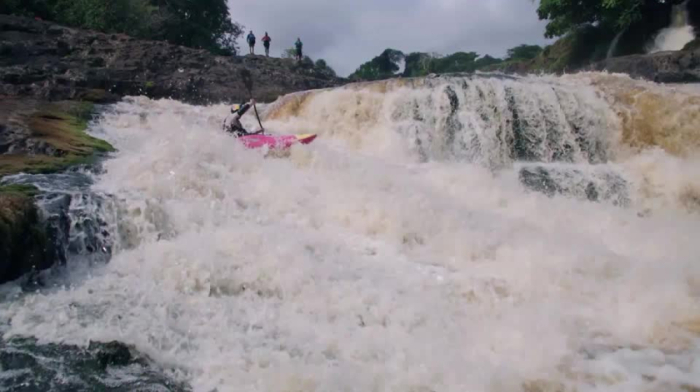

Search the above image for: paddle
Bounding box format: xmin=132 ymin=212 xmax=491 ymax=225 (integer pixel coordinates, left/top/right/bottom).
xmin=239 ymin=69 xmax=264 ymax=134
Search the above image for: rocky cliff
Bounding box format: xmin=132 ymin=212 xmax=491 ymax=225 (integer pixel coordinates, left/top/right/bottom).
xmin=0 ymin=14 xmax=346 ymax=105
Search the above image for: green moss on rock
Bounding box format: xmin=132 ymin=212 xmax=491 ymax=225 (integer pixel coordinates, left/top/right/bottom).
xmin=0 ymin=185 xmax=53 ymax=283
xmin=0 ymin=100 xmax=114 ymax=177
xmin=0 ymin=184 xmax=39 ymax=197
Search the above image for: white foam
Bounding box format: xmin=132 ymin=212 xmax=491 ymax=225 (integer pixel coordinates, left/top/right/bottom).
xmin=2 ymin=74 xmax=700 ymax=392
xmin=648 ymin=1 xmax=696 ymax=53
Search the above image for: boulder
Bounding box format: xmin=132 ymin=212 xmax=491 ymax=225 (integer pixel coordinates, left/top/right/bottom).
xmin=588 ymin=49 xmax=700 ymax=83
xmin=0 ymin=184 xmax=55 ymax=284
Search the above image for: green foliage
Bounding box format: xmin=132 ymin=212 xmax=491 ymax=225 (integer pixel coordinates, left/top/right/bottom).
xmin=506 ymin=44 xmax=543 ymax=61
xmin=349 ymin=49 xmax=405 ymax=81
xmin=402 ymin=52 xmax=432 ymax=77
xmin=149 ymin=0 xmax=242 ymax=54
xmin=282 ymin=47 xmax=297 ymax=59
xmin=536 ymin=0 xmax=661 ymax=38
xmin=486 ymin=25 xmax=614 ymax=74
xmin=474 ymin=55 xmax=503 ymax=69
xmin=2 ymin=0 xmax=242 ymax=55
xmin=425 ymin=52 xmax=481 ymax=74
xmin=0 ymin=185 xmax=39 ymax=198
xmin=0 ymin=0 xmax=51 ymax=18
xmin=315 ymin=59 xmax=337 ymax=77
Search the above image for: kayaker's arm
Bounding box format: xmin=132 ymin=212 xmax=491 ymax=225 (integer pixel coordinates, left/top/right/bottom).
xmin=238 ymin=102 xmax=252 ymax=116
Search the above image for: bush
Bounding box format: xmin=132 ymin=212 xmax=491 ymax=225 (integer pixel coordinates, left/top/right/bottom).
xmin=315 ymin=59 xmax=337 ymax=77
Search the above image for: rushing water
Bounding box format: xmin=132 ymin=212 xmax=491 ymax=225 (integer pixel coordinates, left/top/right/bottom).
xmin=2 ymin=72 xmax=700 ymax=392
xmin=647 ymin=0 xmax=696 ymax=53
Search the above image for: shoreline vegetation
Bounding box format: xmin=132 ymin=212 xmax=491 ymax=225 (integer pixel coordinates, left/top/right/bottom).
xmin=347 ymin=0 xmax=699 ymax=81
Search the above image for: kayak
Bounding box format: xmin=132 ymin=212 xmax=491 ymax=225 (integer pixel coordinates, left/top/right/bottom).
xmin=239 ymin=133 xmax=317 ymax=150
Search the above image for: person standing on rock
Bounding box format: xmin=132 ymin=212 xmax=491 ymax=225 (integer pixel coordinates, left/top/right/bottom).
xmin=247 ymin=31 xmax=256 ymax=55
xmin=223 ymin=99 xmax=263 ymax=137
xmin=262 ymin=32 xmax=271 ymax=57
xmin=295 ymin=37 xmax=303 ymax=62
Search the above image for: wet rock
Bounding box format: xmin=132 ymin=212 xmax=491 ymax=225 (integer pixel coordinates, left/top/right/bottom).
xmin=0 ymin=184 xmax=55 ymax=284
xmin=588 ymin=48 xmax=700 ymax=83
xmin=37 ymin=192 xmax=72 ymax=264
xmin=519 ymin=165 xmax=630 ymax=207
xmin=0 ymin=97 xmax=114 ymax=177
xmin=0 ymin=338 xmax=190 ymax=391
xmin=91 ymin=341 xmax=132 ymax=369
xmin=0 ymin=14 xmax=346 ymax=105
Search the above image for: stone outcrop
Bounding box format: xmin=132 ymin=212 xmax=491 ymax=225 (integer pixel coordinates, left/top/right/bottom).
xmin=0 ymin=184 xmax=55 ymax=284
xmin=588 ymin=48 xmax=700 ymax=83
xmin=0 ymin=14 xmax=346 ymax=105
xmin=0 ymin=97 xmax=113 ymax=177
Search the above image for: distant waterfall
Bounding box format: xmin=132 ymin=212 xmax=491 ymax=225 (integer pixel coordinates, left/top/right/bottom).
xmin=648 ymin=0 xmax=695 ymax=53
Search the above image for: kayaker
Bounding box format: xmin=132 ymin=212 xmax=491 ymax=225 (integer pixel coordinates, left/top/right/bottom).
xmin=262 ymin=32 xmax=271 ymax=57
xmin=295 ymin=37 xmax=303 ymax=61
xmin=247 ymin=31 xmax=256 ymax=55
xmin=223 ymin=99 xmax=263 ymax=137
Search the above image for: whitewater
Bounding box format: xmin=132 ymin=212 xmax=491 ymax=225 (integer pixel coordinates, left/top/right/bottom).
xmin=2 ymin=72 xmax=700 ymax=392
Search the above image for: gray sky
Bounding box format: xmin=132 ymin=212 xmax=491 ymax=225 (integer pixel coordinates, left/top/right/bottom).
xmin=229 ymin=0 xmax=554 ymax=77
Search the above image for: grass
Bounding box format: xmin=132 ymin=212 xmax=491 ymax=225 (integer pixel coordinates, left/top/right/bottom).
xmin=0 ymin=101 xmax=114 ymax=177
xmin=0 ymin=184 xmax=39 ymax=197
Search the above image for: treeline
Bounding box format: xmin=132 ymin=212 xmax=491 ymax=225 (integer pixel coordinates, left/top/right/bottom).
xmin=0 ymin=0 xmax=242 ymax=55
xmin=349 ymin=45 xmax=543 ymax=81
xmin=351 ymin=0 xmax=698 ymax=81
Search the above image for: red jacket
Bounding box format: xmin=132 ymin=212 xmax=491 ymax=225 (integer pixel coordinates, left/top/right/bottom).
xmin=262 ymin=35 xmax=271 ymax=42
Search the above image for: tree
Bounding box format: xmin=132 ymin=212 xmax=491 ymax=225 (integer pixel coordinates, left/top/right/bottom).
xmin=50 ymin=0 xmax=153 ymax=35
xmin=349 ymin=49 xmax=405 ymax=81
xmin=148 ymin=0 xmax=242 ymax=54
xmin=1 ymin=0 xmax=242 ymax=55
xmin=506 ymin=44 xmax=543 ymax=61
xmin=282 ymin=47 xmax=297 ymax=59
xmin=315 ymin=59 xmax=337 ymax=77
xmin=474 ymin=55 xmax=503 ymax=69
xmin=430 ymin=52 xmax=480 ymax=73
xmin=536 ymin=0 xmax=673 ymax=38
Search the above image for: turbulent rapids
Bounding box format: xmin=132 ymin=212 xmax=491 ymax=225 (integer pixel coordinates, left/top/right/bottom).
xmin=2 ymin=72 xmax=700 ymax=392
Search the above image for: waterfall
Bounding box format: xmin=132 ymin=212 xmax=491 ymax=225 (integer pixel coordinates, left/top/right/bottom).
xmin=2 ymin=72 xmax=700 ymax=392
xmin=647 ymin=0 xmax=696 ymax=53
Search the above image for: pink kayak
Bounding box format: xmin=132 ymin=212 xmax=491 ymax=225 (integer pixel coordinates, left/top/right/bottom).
xmin=238 ymin=133 xmax=317 ymax=150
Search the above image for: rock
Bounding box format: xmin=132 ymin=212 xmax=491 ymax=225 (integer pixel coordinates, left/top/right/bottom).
xmin=683 ymin=38 xmax=700 ymax=52
xmin=0 ymin=15 xmax=347 ymax=105
xmin=1 ymin=337 xmax=190 ymax=391
xmin=90 ymin=341 xmax=132 ymax=369
xmin=0 ymin=96 xmax=114 ymax=177
xmin=37 ymin=192 xmax=71 ymax=264
xmin=518 ymin=165 xmax=630 ymax=207
xmin=0 ymin=184 xmax=55 ymax=284
xmin=588 ymin=48 xmax=700 ymax=83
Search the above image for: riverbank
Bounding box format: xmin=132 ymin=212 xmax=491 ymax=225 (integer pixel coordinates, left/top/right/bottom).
xmin=0 ymin=14 xmax=346 ymax=105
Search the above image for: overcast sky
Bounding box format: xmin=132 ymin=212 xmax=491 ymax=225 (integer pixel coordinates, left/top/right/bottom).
xmin=229 ymin=0 xmax=554 ymax=77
